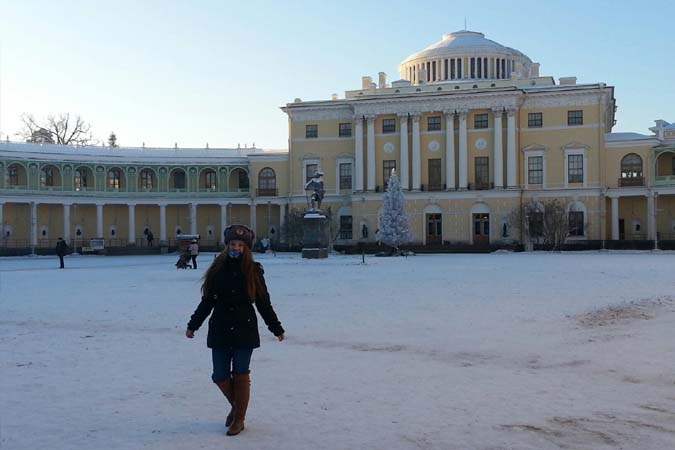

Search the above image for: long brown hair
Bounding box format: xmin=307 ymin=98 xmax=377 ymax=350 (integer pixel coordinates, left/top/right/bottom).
xmin=201 ymin=245 xmax=266 ymax=301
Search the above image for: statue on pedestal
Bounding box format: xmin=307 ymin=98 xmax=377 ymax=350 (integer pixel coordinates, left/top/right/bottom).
xmin=304 ymin=171 xmax=325 ymax=211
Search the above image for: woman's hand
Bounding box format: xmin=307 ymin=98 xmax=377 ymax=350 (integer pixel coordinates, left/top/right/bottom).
xmin=277 ymin=334 xmax=285 ymax=342
xmin=185 ymin=329 xmax=195 ymax=339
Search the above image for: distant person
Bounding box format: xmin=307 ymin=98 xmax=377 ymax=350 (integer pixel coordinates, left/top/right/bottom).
xmin=189 ymin=239 xmax=199 ymax=269
xmin=185 ymin=224 xmax=285 ymax=436
xmin=147 ymin=230 xmax=154 ymax=247
xmin=55 ymin=237 xmax=68 ymax=269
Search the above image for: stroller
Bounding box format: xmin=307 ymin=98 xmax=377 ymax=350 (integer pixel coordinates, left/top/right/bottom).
xmin=175 ymin=250 xmax=192 ymax=269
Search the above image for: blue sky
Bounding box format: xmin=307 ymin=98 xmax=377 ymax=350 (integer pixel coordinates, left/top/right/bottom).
xmin=1 ymin=0 xmax=672 ymax=149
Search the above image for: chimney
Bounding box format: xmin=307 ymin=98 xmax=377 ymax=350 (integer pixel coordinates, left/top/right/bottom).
xmin=378 ymin=72 xmax=387 ymax=88
xmin=362 ymin=76 xmax=373 ymax=89
xmin=529 ymin=63 xmax=540 ymax=78
xmin=331 ymin=93 xmax=338 ymax=101
xmin=559 ymin=77 xmax=577 ymax=85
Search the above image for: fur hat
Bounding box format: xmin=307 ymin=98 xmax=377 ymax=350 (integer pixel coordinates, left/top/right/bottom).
xmin=224 ymin=224 xmax=255 ymax=249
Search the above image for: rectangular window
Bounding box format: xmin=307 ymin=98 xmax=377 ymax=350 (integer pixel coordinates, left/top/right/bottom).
xmin=568 ymin=154 xmax=584 ymax=183
xmin=484 ymin=57 xmax=488 ymax=78
xmin=382 ymin=118 xmax=396 ymax=134
xmin=339 ymin=123 xmax=352 ymax=137
xmin=569 ymin=211 xmax=584 ymax=236
xmin=383 ymin=160 xmax=396 ymax=189
xmin=474 ymin=113 xmax=489 ymax=129
xmin=450 ymin=59 xmax=456 ymax=79
xmin=568 ymin=110 xmax=583 ymax=126
xmin=305 ymin=163 xmax=318 ymax=182
xmin=428 ymin=159 xmax=442 ymax=190
xmin=529 ymin=211 xmax=544 ymax=237
xmin=474 ymin=156 xmax=489 ymax=188
xmin=339 ymin=216 xmax=353 ymax=240
xmin=339 ymin=163 xmax=352 ymax=190
xmin=528 ymin=112 xmax=543 ymax=128
xmin=528 ymin=156 xmax=543 ymax=184
xmin=305 ymin=124 xmax=318 ymax=138
xmin=477 ymin=57 xmax=482 ymax=78
xmin=427 ymin=116 xmax=441 ymax=131
xmin=457 ymin=59 xmax=462 ymax=78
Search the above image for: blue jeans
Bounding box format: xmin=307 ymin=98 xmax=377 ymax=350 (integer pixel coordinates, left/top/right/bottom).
xmin=211 ymin=347 xmax=253 ymax=383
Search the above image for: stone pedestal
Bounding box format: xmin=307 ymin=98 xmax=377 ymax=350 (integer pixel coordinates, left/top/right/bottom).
xmin=302 ymin=212 xmax=328 ymax=259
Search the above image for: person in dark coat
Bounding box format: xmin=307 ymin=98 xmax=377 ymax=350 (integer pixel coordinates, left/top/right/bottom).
xmin=55 ymin=237 xmax=68 ymax=269
xmin=186 ymin=224 xmax=284 ymax=436
xmin=147 ymin=230 xmax=154 ymax=247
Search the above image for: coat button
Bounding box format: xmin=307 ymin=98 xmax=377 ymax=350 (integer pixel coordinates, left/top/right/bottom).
xmin=230 ymin=327 xmax=235 ymax=331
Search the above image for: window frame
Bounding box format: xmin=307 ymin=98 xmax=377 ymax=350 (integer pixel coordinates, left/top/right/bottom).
xmin=528 ymin=155 xmax=544 ymax=184
xmin=528 ymin=112 xmax=543 ymax=128
xmin=258 ymin=167 xmax=276 ymax=191
xmin=620 ymin=154 xmax=643 ymax=179
xmin=427 ymin=116 xmax=441 ymax=132
xmin=339 ymin=162 xmax=353 ymax=190
xmin=382 ymin=118 xmax=396 ymax=134
xmin=338 ymin=215 xmax=353 ymax=240
xmin=338 ymin=122 xmax=352 ymax=138
xmin=8 ymin=165 xmax=19 ymax=186
xmin=305 ymin=124 xmax=318 ymax=139
xmin=568 ymin=211 xmax=585 ymax=237
xmin=107 ymin=169 xmax=122 ymax=190
xmin=140 ymin=169 xmax=154 ymax=190
xmin=383 ymin=159 xmax=397 ymax=189
xmin=204 ymin=170 xmax=217 ymax=190
xmin=567 ymin=154 xmax=584 ymax=184
xmin=474 ymin=113 xmax=489 ymax=129
xmin=567 ymin=110 xmax=583 ymax=126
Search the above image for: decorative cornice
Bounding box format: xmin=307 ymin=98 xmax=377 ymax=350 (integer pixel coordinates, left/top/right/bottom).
xmin=521 ymin=143 xmax=548 ymax=153
xmin=562 ymin=141 xmax=591 ymax=151
xmin=286 ymin=105 xmax=354 ymax=121
xmin=521 ymin=91 xmax=609 ymax=109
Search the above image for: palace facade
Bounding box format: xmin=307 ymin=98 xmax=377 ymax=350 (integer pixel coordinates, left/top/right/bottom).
xmin=2 ymin=30 xmax=675 ymax=251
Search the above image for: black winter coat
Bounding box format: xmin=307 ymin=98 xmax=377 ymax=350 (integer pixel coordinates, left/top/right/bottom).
xmin=187 ymin=258 xmax=284 ymax=349
xmin=55 ymin=240 xmax=68 ymax=256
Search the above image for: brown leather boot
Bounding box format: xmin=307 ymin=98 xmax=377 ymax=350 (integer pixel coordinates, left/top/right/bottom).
xmin=215 ymin=378 xmax=235 ymax=427
xmin=226 ymin=372 xmax=250 ymax=436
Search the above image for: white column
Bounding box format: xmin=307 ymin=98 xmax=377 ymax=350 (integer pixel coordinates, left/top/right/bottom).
xmin=250 ymin=203 xmax=257 ymax=234
xmin=647 ymin=194 xmax=656 ymax=241
xmin=30 ymin=202 xmax=38 ymax=248
xmin=411 ymin=113 xmax=421 ymax=191
xmin=63 ymin=204 xmax=71 ymax=242
xmin=279 ymin=203 xmax=286 ymax=242
xmin=458 ymin=110 xmax=468 ymax=189
xmin=189 ymin=203 xmax=197 ymax=235
xmin=444 ymin=111 xmax=455 ymax=190
xmin=128 ymin=203 xmax=136 ymax=245
xmin=354 ymin=116 xmax=364 ymax=191
xmin=506 ymin=108 xmax=517 ymax=188
xmin=611 ymin=196 xmax=619 ymax=240
xmin=96 ymin=203 xmax=104 ymax=238
xmin=220 ymin=204 xmax=228 ymax=245
xmin=366 ymin=115 xmax=376 ymax=191
xmin=159 ymin=203 xmax=167 ymax=243
xmin=398 ymin=114 xmax=409 ymax=190
xmin=492 ymin=108 xmax=504 ymax=189
xmin=440 ymin=59 xmax=445 ymax=80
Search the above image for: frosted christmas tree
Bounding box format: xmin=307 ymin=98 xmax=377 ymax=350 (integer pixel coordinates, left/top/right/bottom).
xmin=377 ymin=169 xmax=411 ymax=254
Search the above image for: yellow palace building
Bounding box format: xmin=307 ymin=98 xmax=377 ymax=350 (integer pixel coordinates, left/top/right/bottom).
xmin=2 ymin=30 xmax=675 ymax=253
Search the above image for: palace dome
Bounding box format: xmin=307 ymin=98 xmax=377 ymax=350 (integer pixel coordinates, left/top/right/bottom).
xmin=398 ymin=31 xmax=536 ymax=84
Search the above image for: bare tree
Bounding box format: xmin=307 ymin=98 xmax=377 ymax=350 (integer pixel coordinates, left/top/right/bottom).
xmin=19 ymin=113 xmax=94 ymax=146
xmin=509 ymin=199 xmax=571 ymax=250
xmin=280 ymin=208 xmax=305 ymax=247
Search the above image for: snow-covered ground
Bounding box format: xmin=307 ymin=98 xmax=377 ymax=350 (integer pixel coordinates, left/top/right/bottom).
xmin=2 ymin=251 xmax=675 ymax=450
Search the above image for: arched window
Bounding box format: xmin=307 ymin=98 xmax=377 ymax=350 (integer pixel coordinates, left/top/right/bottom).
xmin=621 ymin=154 xmax=643 ymax=178
xmin=620 ymin=154 xmax=643 ymax=187
xmin=108 ymin=169 xmax=122 ymax=190
xmin=202 ymin=169 xmax=217 ymax=190
xmin=74 ymin=167 xmax=92 ymax=191
xmin=139 ymin=169 xmax=155 ymax=190
xmin=257 ymin=168 xmax=276 ymax=196
xmin=40 ymin=165 xmax=59 ymax=187
xmin=170 ymin=169 xmax=186 ymax=190
xmin=7 ymin=164 xmax=21 ymax=186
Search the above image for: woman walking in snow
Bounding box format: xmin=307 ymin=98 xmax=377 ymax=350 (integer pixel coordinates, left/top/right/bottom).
xmin=185 ymin=224 xmax=285 ymax=436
